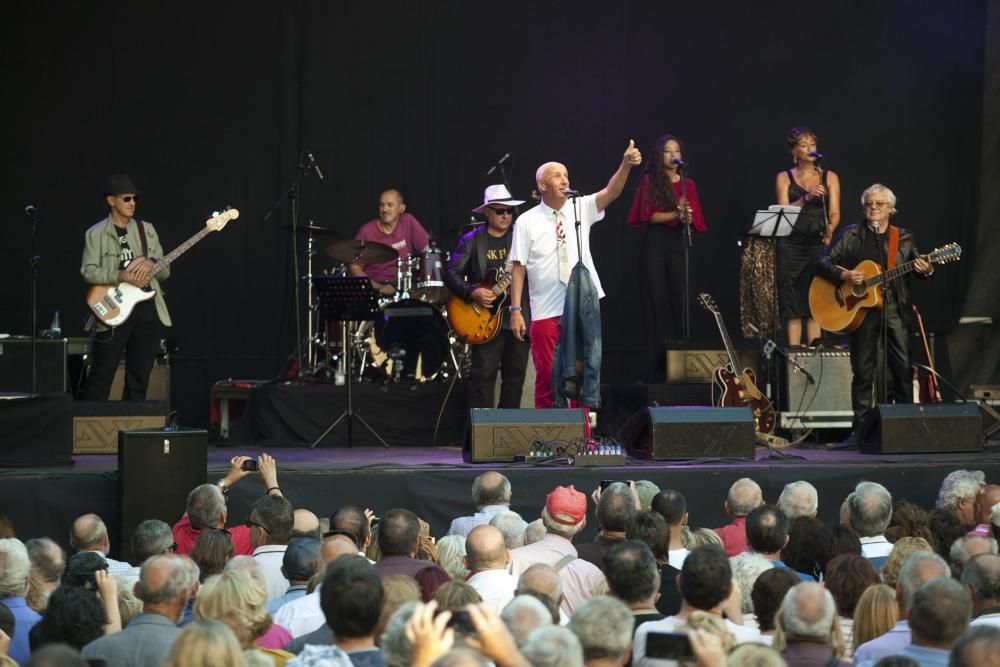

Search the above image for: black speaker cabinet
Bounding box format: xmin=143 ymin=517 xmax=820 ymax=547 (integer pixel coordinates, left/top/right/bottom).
xmin=860 ymin=403 xmax=982 ymax=454
xmin=464 ymin=409 xmax=585 ymax=463
xmin=631 ymin=406 xmax=755 ymax=460
xmin=118 ymin=428 xmax=207 ymax=558
xmin=0 ymin=338 xmax=67 ymax=393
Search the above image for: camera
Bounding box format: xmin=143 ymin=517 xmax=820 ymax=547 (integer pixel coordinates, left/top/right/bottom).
xmin=241 ymin=459 xmax=259 ymax=472
xmin=645 ymin=632 xmax=693 ymax=660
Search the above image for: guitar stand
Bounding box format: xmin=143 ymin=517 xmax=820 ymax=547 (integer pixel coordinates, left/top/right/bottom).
xmin=309 ymin=276 xmax=388 ymax=449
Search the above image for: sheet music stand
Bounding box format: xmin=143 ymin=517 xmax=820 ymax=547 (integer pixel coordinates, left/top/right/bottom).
xmin=748 ymin=205 xmax=801 ymax=237
xmin=310 ymin=276 xmax=388 ymax=449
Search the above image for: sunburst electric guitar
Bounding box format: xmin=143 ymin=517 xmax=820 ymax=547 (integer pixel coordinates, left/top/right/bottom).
xmin=447 ymin=268 xmax=512 ymax=345
xmin=698 ymin=293 xmax=775 ymax=434
xmin=86 ymin=208 xmax=239 ymax=326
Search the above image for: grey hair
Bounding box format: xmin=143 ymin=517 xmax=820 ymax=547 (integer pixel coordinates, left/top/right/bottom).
xmin=70 ymin=514 xmax=108 ymax=551
xmin=541 ymin=508 xmax=583 ymax=539
xmin=430 ymin=648 xmax=491 ymax=667
xmin=860 ymin=183 xmax=898 ymax=215
xmin=898 ymin=551 xmax=950 ymax=608
xmin=224 ymin=555 xmax=267 ymax=590
xmin=136 ymin=554 xmax=197 ymax=604
xmin=380 ymin=601 xmax=420 ymax=667
xmin=951 ymin=535 xmax=999 ymax=567
xmin=961 ymin=554 xmax=1000 ymax=602
xmin=131 ymin=519 xmax=174 ymax=562
xmin=937 ymin=470 xmax=986 ymax=511
xmin=187 ymin=484 xmax=226 ymax=530
xmin=730 ymin=552 xmax=775 ymax=614
xmin=728 ymin=478 xmax=764 ymax=516
xmin=25 ymin=537 xmax=65 ymax=584
xmin=847 ymin=481 xmax=893 ymax=537
xmin=435 ymin=535 xmax=469 ymax=580
xmin=567 ymin=596 xmax=633 ymax=663
xmin=0 ymin=538 xmax=30 ymax=598
xmin=778 ymin=481 xmax=819 ymax=519
xmin=502 ymin=594 xmax=554 ymax=646
xmin=521 ymin=625 xmax=585 ymax=667
xmin=490 ymin=511 xmax=527 ymax=549
xmin=472 ymin=472 xmax=512 ymax=507
xmin=781 ymin=582 xmax=837 ymax=640
xmin=525 ymin=519 xmax=546 ymax=545
xmin=950 ymin=624 xmax=1000 ymax=667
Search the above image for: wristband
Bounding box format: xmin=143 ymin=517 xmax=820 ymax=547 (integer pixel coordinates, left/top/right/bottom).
xmin=509 ymin=306 xmax=522 ymax=312
xmin=266 ymin=486 xmax=281 ymax=494
xmin=216 ymin=479 xmax=229 ymax=495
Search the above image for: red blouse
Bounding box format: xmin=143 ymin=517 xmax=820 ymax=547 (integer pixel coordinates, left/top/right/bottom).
xmin=627 ymin=173 xmax=707 ymax=232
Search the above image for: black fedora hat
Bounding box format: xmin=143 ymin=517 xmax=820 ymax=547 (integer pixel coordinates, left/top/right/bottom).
xmin=103 ymin=174 xmax=139 ymax=196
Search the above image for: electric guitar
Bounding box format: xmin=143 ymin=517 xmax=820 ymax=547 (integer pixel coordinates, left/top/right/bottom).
xmin=698 ymin=293 xmax=775 ymax=434
xmin=86 ymin=208 xmax=239 ymax=326
xmin=808 ymin=242 xmax=961 ymax=334
xmin=447 ymin=268 xmax=512 ymax=345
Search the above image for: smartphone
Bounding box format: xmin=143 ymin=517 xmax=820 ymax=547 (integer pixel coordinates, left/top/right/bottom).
xmin=645 ymin=632 xmax=693 ymax=660
xmin=445 ymin=610 xmax=475 ymax=632
xmin=241 ymin=459 xmax=259 ymax=472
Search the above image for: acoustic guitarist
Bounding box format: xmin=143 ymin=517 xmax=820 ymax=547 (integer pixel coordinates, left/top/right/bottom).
xmin=81 ymin=174 xmax=170 ymax=401
xmin=444 ymin=185 xmax=531 ymax=409
xmin=815 ymin=183 xmax=933 ymax=444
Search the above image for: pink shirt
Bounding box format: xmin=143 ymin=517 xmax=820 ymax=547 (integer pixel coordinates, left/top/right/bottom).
xmin=627 ymin=173 xmax=707 ymax=232
xmin=354 ymin=212 xmax=429 ymax=284
xmin=714 ymin=517 xmax=749 ymax=558
xmin=508 ymin=533 xmax=606 ymax=616
xmin=256 ymin=623 xmax=293 ymax=650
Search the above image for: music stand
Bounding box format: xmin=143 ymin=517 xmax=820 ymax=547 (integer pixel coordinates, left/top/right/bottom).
xmin=310 ymin=276 xmax=388 ymax=449
xmin=748 ymin=205 xmax=801 ymax=237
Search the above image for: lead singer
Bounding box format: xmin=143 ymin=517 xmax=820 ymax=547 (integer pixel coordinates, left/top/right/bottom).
xmin=509 ymin=141 xmax=643 ymax=408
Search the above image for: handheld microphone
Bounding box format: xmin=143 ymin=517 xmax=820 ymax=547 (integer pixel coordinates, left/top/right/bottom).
xmin=671 ymin=158 xmax=686 ymax=167
xmin=563 ymin=189 xmax=581 ymax=198
xmin=808 ymin=151 xmax=824 ymax=160
xmin=24 ymin=204 xmax=37 ymax=217
xmin=306 ymin=151 xmax=326 ymax=184
xmin=486 ymin=152 xmax=510 ymax=176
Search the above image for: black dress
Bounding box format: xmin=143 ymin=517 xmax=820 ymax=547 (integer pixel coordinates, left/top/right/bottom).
xmin=777 ymin=168 xmax=828 ymax=320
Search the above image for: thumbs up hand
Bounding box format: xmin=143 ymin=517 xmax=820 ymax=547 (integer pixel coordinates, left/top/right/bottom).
xmin=623 ymin=139 xmax=642 ymax=166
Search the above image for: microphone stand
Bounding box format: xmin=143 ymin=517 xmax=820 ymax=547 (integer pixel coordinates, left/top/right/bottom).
xmin=747 ymin=322 xmax=814 ymax=399
xmin=874 ymin=223 xmax=891 ymax=409
xmin=27 ymin=207 xmax=40 ymax=393
xmin=678 ymin=163 xmax=692 ymax=338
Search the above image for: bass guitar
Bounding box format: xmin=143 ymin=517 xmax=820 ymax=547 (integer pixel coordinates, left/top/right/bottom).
xmin=447 ymin=268 xmax=512 ymax=345
xmin=808 ymin=242 xmax=961 ymax=334
xmin=86 ymin=208 xmax=239 ymax=326
xmin=698 ymin=293 xmax=775 ymax=433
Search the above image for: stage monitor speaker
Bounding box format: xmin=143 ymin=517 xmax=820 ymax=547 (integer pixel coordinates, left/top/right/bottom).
xmin=860 ymin=403 xmax=982 ymax=454
xmin=118 ymin=428 xmax=207 ymax=558
xmin=464 ymin=408 xmax=585 ymax=463
xmin=631 ymin=406 xmax=755 ymax=460
xmin=0 ymin=338 xmax=67 ymax=393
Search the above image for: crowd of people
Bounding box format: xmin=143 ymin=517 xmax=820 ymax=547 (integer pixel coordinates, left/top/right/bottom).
xmin=2 ymin=462 xmax=1000 ymax=667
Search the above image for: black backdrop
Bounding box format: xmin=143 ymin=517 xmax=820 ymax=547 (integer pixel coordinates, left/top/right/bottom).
xmin=1 ymin=1 xmax=986 ymax=426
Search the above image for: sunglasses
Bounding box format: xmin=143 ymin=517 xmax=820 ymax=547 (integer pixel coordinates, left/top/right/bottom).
xmin=245 ymin=518 xmax=269 ymax=532
xmin=488 ymin=207 xmax=513 ymax=216
xmin=120 ymin=195 xmax=138 ymax=203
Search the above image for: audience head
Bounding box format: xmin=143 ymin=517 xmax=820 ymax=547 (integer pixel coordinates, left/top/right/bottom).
xmin=320 ymin=555 xmax=384 ymax=640
xmin=930 ymin=509 xmax=974 ymax=559
xmin=684 ymin=527 xmax=723 ymax=549
xmin=898 ymin=551 xmax=950 ymax=610
xmin=677 ymin=610 xmax=736 ymax=653
xmin=730 ymin=552 xmax=774 ymax=614
xmin=727 ymin=644 xmax=787 ymax=667
xmin=432 ymin=581 xmax=481 ymax=611
xmin=751 ymin=567 xmax=801 ymax=633
xmin=778 ymin=481 xmax=819 ymax=519
xmin=949 ymin=624 xmax=1000 ymax=667
xmin=223 ymin=555 xmax=267 ymax=591
xmin=489 ymin=511 xmax=527 ymax=549
xmin=432 ymin=648 xmax=491 ymax=667
xmin=136 ymin=554 xmax=198 ymax=617
xmin=543 ymin=485 xmax=588 ymax=538
xmin=782 ymin=517 xmax=831 ymax=580
xmin=746 ymin=505 xmax=789 ymax=556
xmin=907 ymin=577 xmax=971 ymax=648
xmin=194 ymin=569 xmax=271 ymax=649
xmin=726 ymin=477 xmax=764 ymax=517
xmin=323 ymin=534 xmax=361 ymax=565
xmin=517 ymin=563 xmax=563 ymax=609
xmin=30 ymin=584 xmax=107 ymax=650
xmin=521 ymin=625 xmax=585 ymax=667
xmin=25 ymin=537 xmax=64 ymax=589
xmin=597 ymin=482 xmax=636 ymax=533
xmin=882 ymin=537 xmax=934 ymax=588
xmin=23 ymin=644 xmax=91 ymax=667
xmin=626 ymin=510 xmax=670 ymax=563
xmin=375 ymin=575 xmax=422 ymax=643
xmin=781 ymin=582 xmax=837 ymax=642
xmin=465 ymin=525 xmax=509 ymax=573
xmin=885 ymin=500 xmax=934 ymax=544
xmin=525 ymin=519 xmax=546 ymax=545
xmin=950 ymin=535 xmax=999 ymax=578
xmin=69 ymin=513 xmax=111 ymax=554
xmin=61 ymin=551 xmax=108 ymax=589
xmin=602 ymin=540 xmax=660 ymax=606
xmin=633 ymin=480 xmax=661 ymax=511
xmin=379 ymin=509 xmax=423 ymax=557
xmin=162 ymin=618 xmax=245 ymax=667
xmin=651 ymin=489 xmax=688 ymax=528
xmin=329 ymin=505 xmax=372 ymax=550
xmin=380 ymin=601 xmax=420 ymax=667
xmin=436 ymin=535 xmax=470 ymax=580
xmin=415 ymin=565 xmax=452 ymax=602
xmin=187 ymin=484 xmax=227 ymax=531
xmin=249 ymin=494 xmax=294 ymax=547
xmin=847 ymin=482 xmax=894 ymax=538
xmin=937 ymin=470 xmax=986 ymax=526
xmin=851 ymin=583 xmax=898 ymax=651
xmin=116 ymin=577 xmax=143 ymax=627
xmin=679 ymin=544 xmax=732 ymax=611
xmin=975 ymin=485 xmax=1000 ymax=526
xmin=472 ymin=471 xmax=512 ymax=508
xmin=821 ymin=525 xmax=863 ymax=576
xmin=502 ymin=594 xmax=555 ymax=645
xmin=291 ymin=509 xmax=322 ymax=540
xmin=961 ymin=553 xmax=1000 ymax=607
xmin=824 ymin=554 xmax=880 ymax=618
xmin=282 ymin=536 xmax=321 ymax=584
xmin=130 ymin=519 xmax=175 ymax=563
xmin=568 ymin=596 xmax=633 ymax=665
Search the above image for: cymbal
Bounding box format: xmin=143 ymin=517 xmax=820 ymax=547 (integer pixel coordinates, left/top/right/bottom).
xmin=325 ymin=239 xmax=398 ymax=265
xmin=281 ymin=223 xmax=338 ymax=237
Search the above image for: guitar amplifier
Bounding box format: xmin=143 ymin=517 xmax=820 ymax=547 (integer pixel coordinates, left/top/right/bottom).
xmin=782 ymin=349 xmax=853 ymax=418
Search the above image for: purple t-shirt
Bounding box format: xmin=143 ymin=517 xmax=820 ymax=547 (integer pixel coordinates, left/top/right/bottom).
xmin=354 ymin=213 xmax=429 ymax=284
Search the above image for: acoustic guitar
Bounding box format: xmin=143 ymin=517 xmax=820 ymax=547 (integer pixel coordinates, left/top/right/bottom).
xmin=698 ymin=293 xmax=775 ymax=433
xmin=86 ymin=208 xmax=239 ymax=326
xmin=447 ymin=268 xmax=512 ymax=345
xmin=808 ymin=242 xmax=961 ymax=334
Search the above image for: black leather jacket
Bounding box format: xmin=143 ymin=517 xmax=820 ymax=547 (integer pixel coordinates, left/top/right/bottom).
xmin=444 ymin=225 xmax=530 ymax=322
xmin=815 ymin=222 xmax=931 ymax=322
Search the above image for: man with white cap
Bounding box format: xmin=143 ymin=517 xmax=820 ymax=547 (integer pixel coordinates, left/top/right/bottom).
xmin=445 ymin=184 xmax=531 ymax=408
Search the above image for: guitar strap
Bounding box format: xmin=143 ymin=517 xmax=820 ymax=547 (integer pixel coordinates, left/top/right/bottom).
xmin=136 ymin=219 xmax=149 ymax=258
xmin=886 ymin=224 xmax=899 ymax=270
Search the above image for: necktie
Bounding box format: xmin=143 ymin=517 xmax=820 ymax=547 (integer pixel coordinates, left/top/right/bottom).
xmin=555 ymin=210 xmax=570 ymax=284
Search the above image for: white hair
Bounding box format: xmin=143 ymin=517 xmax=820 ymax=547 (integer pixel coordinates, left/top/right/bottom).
xmin=521 ymin=626 xmax=584 ymax=667
xmin=490 ymin=511 xmax=527 ymax=550
xmin=0 ymin=538 xmax=30 ymax=598
xmin=435 ymin=535 xmax=469 ymax=580
xmin=541 ymin=508 xmax=584 ymax=539
xmin=778 ymin=481 xmax=819 ymax=518
xmin=937 ymin=470 xmax=986 ymax=511
xmin=860 ymin=183 xmax=898 ymax=215
xmin=730 ymin=552 xmax=774 ymax=614
xmin=782 ymin=582 xmax=837 ymax=640
xmin=567 ymin=596 xmax=633 ymax=663
xmin=728 ymin=478 xmax=764 ymax=516
xmin=501 ymin=595 xmax=553 ymax=646
xmin=847 ymin=481 xmax=893 ymax=537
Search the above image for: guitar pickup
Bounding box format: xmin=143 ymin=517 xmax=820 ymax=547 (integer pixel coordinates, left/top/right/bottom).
xmin=94 ymin=303 xmax=108 ymax=316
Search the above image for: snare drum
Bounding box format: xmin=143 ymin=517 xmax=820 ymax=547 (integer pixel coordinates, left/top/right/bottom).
xmin=361 ymin=299 xmax=450 ymax=381
xmin=410 ymin=248 xmax=450 ymax=305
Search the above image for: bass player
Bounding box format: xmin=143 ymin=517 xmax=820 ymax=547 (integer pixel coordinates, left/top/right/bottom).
xmin=80 ymin=174 xmax=170 ymax=400
xmin=444 ymin=185 xmax=530 ymax=409
xmin=815 ymin=183 xmax=932 ymax=444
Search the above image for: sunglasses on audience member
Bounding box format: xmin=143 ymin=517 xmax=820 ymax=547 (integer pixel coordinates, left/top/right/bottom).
xmin=245 ymin=518 xmax=269 ymax=532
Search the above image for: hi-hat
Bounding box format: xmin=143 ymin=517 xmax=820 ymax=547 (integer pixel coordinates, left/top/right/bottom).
xmin=325 ymin=239 xmax=398 ymax=265
xmin=281 ymin=223 xmax=338 ymax=236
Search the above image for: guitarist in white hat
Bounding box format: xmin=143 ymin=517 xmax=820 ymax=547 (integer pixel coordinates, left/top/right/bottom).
xmin=80 ymin=174 xmax=170 ymax=401
xmin=445 ymin=184 xmax=530 ymax=408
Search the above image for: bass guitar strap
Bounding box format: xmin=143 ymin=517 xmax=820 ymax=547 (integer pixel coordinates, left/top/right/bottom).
xmin=136 ymin=219 xmax=149 ymax=258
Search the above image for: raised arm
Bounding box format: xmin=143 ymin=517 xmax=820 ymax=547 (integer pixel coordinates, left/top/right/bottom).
xmin=595 ymin=140 xmax=643 ymax=212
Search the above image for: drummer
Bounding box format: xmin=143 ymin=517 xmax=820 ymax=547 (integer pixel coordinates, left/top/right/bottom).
xmin=349 ymin=188 xmax=431 ymax=296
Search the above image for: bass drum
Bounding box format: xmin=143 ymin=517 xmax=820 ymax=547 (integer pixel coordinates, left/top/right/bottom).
xmin=361 ymin=299 xmax=450 ymax=381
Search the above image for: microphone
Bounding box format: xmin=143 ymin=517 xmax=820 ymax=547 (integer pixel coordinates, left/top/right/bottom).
xmin=24 ymin=204 xmax=37 ymax=217
xmin=486 ymin=152 xmax=510 ymax=176
xmin=808 ymin=151 xmax=824 ymax=160
xmin=563 ymin=189 xmax=581 ymax=198
xmin=671 ymin=158 xmax=686 ymax=168
xmin=306 ymin=151 xmax=326 ymax=184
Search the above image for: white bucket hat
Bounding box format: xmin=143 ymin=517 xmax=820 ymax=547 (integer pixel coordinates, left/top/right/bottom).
xmin=471 ymin=184 xmax=526 ymax=214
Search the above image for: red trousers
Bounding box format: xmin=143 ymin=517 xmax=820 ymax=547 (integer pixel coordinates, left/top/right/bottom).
xmin=530 ymin=316 xmax=561 ymax=408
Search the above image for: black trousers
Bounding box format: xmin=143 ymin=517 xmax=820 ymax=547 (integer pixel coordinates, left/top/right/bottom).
xmin=468 ymin=328 xmax=530 ymax=409
xmin=639 ymin=225 xmax=688 ymax=379
xmin=849 ymin=302 xmax=912 ymax=425
xmin=81 ymin=300 xmax=162 ymax=401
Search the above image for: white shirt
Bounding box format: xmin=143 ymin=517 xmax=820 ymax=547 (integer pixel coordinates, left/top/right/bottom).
xmin=509 ymin=194 xmax=605 ymax=320
xmin=508 ymin=533 xmax=606 ymax=615
xmin=859 ymin=536 xmax=893 ymax=559
xmin=466 ymin=568 xmax=518 ymax=614
xmin=668 ymin=549 xmax=690 ymax=570
xmin=252 ymin=545 xmax=290 ymax=601
xmin=273 ymin=585 xmax=324 ymax=638
xmin=633 ymin=615 xmax=761 ymax=667
xmin=448 ymin=505 xmax=510 ymax=538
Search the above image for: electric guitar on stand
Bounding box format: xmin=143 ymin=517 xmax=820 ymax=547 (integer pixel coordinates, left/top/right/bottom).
xmin=447 ymin=268 xmax=512 ymax=345
xmin=698 ymin=293 xmax=775 ymax=434
xmin=86 ymin=208 xmax=239 ymax=326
